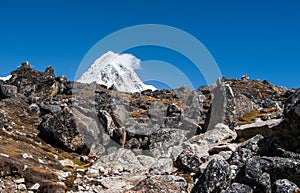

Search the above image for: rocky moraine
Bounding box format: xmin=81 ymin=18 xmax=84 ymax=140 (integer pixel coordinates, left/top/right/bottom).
xmin=0 ymin=62 xmax=299 ymax=193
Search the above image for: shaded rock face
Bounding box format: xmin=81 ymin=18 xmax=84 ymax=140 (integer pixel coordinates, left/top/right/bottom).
xmin=259 ymin=157 xmax=300 ymax=187
xmin=7 ymin=63 xmax=58 ymax=99
xmin=1 ymin=64 xmax=300 ymax=193
xmin=39 ymin=107 xmax=87 ymax=153
xmin=234 ymin=156 xmax=272 ymax=193
xmin=278 ymin=88 xmax=300 ymax=152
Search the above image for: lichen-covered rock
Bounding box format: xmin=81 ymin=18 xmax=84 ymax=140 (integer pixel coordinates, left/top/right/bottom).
xmin=39 ymin=107 xmax=87 ymax=153
xmin=255 ymin=172 xmax=272 ymax=193
xmin=228 ymin=135 xmax=264 ymax=168
xmin=192 ymin=158 xmax=231 ymax=193
xmin=176 ymin=123 xmax=236 ymax=173
xmin=234 ymin=156 xmax=271 ymax=193
xmin=222 ymin=183 xmax=253 ymax=193
xmin=243 ymin=156 xmax=263 ymax=184
xmin=274 ymin=179 xmax=299 ymax=193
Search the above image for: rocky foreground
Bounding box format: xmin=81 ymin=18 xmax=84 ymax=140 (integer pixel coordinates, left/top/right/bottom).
xmin=0 ymin=62 xmax=300 ymax=193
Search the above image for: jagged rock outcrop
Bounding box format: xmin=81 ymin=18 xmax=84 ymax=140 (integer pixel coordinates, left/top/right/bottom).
xmin=7 ymin=62 xmax=58 ymax=99
xmin=277 ymin=88 xmax=300 ymax=153
xmin=205 ymin=77 xmax=290 ymax=131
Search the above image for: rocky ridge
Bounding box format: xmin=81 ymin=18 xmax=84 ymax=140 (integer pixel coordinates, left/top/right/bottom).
xmin=0 ymin=62 xmax=299 ymax=193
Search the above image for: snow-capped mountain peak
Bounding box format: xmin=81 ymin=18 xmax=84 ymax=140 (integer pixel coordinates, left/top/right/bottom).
xmin=77 ymin=51 xmax=156 ymax=93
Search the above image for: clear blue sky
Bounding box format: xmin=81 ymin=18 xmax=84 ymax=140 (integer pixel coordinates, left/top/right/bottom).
xmin=0 ymin=0 xmax=299 ymax=88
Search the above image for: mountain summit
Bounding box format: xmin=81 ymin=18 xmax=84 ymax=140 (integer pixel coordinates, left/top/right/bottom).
xmin=77 ymin=51 xmax=156 ymax=92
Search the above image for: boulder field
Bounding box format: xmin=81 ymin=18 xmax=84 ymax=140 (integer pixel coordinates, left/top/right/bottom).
xmin=0 ymin=62 xmax=299 ymax=193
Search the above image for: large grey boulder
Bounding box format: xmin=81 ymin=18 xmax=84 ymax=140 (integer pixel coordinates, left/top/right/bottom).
xmin=39 ymin=107 xmax=102 ymax=153
xmin=91 ymin=148 xmax=147 ymax=175
xmin=235 ymin=156 xmax=272 ymax=193
xmin=192 ymin=158 xmax=231 ymax=193
xmin=176 ymin=123 xmax=237 ymax=172
xmin=228 ymin=134 xmax=264 ymax=168
xmin=175 ymin=142 xmax=209 ymax=173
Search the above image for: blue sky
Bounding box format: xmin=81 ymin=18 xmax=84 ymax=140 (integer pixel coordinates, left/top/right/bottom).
xmin=0 ymin=0 xmax=299 ymax=88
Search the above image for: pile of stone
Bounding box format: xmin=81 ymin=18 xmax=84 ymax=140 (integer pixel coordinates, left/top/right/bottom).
xmin=0 ymin=63 xmax=299 ymax=193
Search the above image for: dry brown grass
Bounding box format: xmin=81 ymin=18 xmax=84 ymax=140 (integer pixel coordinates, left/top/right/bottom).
xmin=130 ymin=110 xmax=148 ymax=118
xmin=197 ymin=122 xmax=205 ymax=126
xmin=237 ymin=108 xmax=278 ymax=125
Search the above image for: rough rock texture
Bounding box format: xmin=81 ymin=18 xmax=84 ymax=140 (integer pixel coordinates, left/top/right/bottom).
xmin=191 ymin=159 xmax=231 ymax=193
xmin=277 ymin=88 xmax=300 ymax=153
xmin=234 ymin=119 xmax=283 ymax=139
xmin=176 ymin=123 xmax=237 ymax=172
xmin=234 ymin=156 xmax=272 ymax=193
xmin=260 ymin=157 xmax=300 ymax=187
xmin=39 ymin=107 xmax=87 ymax=153
xmin=0 ymin=64 xmax=299 ymax=192
xmin=222 ymin=183 xmax=253 ymax=193
xmin=0 ymin=84 xmax=18 ymax=98
xmin=274 ymin=179 xmax=299 ymax=193
xmin=213 ymin=77 xmax=290 ymax=129
xmin=129 ymin=175 xmax=187 ymax=193
xmin=7 ymin=62 xmax=60 ymax=99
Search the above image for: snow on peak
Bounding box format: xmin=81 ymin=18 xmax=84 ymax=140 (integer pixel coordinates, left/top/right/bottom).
xmin=77 ymin=51 xmax=157 ymax=93
xmin=0 ymin=75 xmax=12 ymax=81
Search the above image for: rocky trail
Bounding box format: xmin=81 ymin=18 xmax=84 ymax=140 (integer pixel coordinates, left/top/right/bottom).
xmin=0 ymin=62 xmax=299 ymax=193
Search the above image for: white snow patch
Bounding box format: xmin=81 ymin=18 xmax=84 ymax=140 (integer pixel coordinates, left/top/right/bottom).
xmin=0 ymin=75 xmax=12 ymax=81
xmin=78 ymin=51 xmax=156 ymax=93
